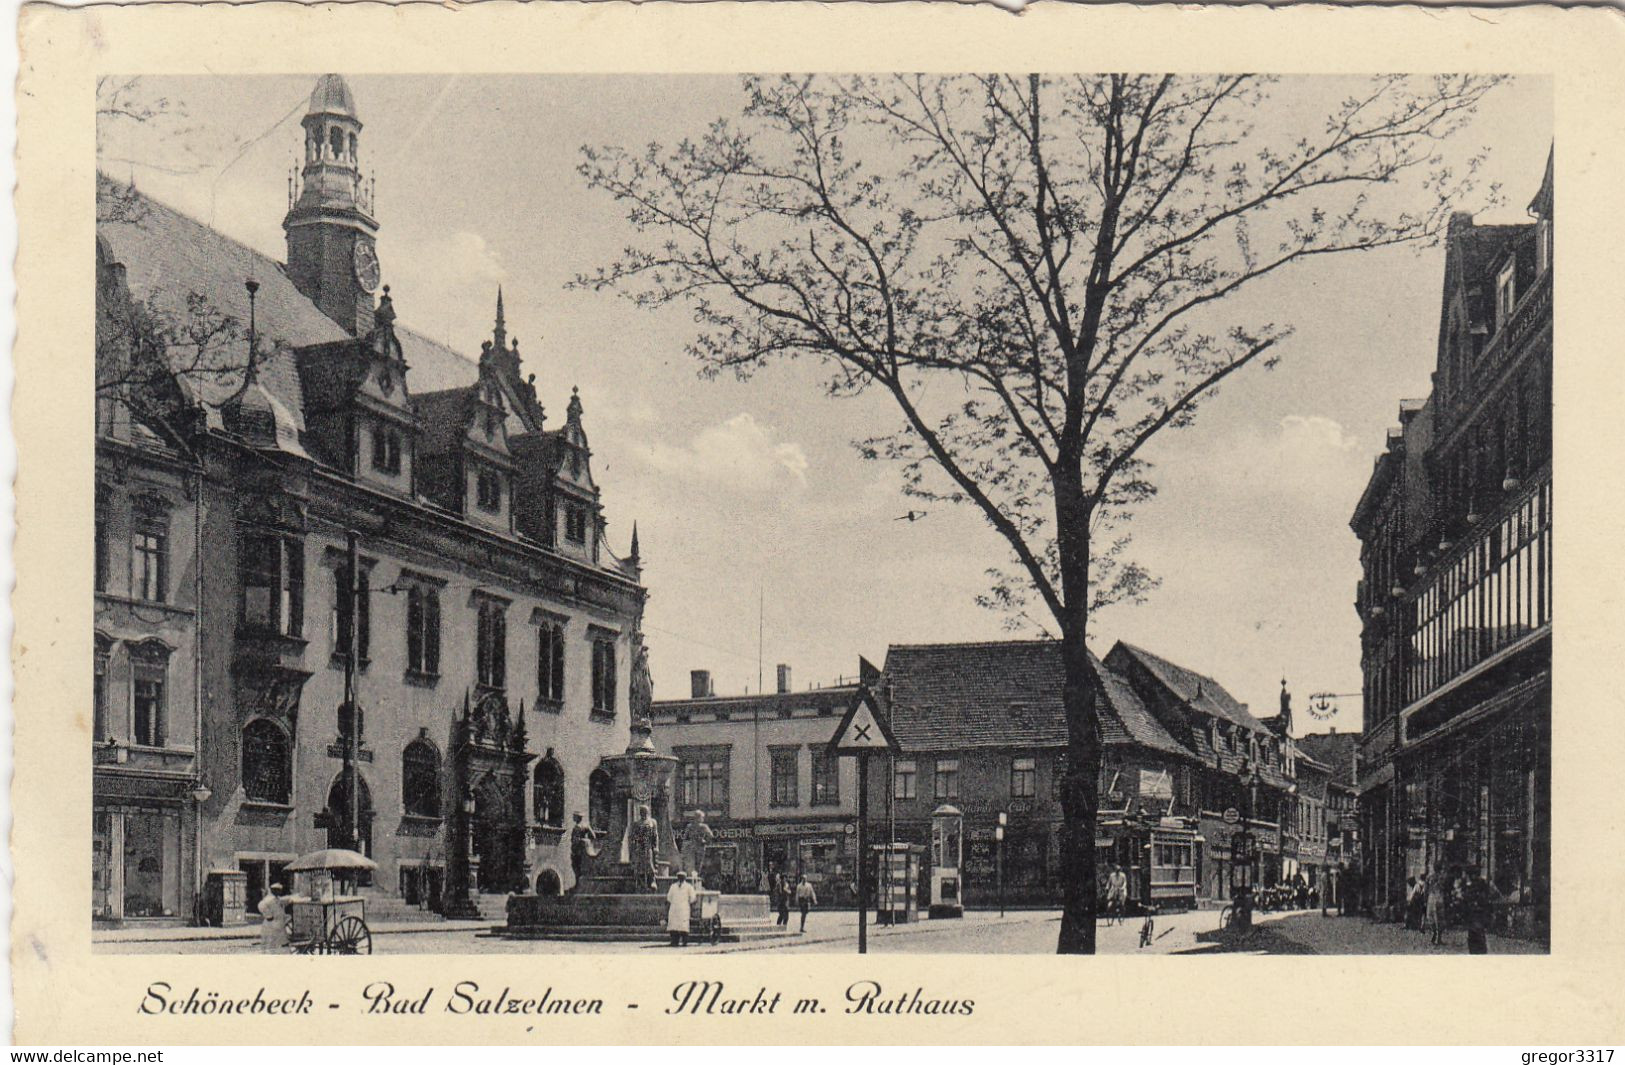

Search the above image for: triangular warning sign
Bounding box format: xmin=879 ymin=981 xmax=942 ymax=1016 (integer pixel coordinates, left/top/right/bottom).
xmin=828 ymin=685 xmax=897 ymax=754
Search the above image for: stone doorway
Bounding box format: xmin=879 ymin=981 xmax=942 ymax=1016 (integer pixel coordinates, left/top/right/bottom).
xmin=472 ymin=774 xmax=523 ymax=893
xmin=326 ymin=773 xmax=374 ymax=886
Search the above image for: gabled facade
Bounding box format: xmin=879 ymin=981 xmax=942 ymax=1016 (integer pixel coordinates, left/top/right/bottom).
xmin=94 ymin=75 xmax=648 ymax=925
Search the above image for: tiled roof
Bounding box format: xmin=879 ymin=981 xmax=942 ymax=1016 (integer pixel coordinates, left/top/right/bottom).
xmin=1299 ymin=731 xmax=1361 ymax=788
xmin=1112 ymin=642 xmax=1269 ymax=734
xmin=877 ymin=639 xmax=1191 ymax=759
xmin=96 ymin=179 xmax=489 ymax=430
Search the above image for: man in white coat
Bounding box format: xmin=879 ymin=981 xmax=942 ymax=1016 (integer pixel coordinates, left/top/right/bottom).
xmin=258 ymin=882 xmax=289 ymax=953
xmin=666 ymin=870 xmax=697 ymax=947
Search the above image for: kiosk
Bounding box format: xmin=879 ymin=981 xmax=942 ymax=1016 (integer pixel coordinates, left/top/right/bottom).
xmin=930 ymin=804 xmax=965 ymax=918
xmin=873 ymin=842 xmax=923 ymax=925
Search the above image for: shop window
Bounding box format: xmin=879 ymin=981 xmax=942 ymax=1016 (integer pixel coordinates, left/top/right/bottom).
xmin=591 ymin=634 xmax=617 ymax=714
xmin=934 ymin=758 xmax=960 ymax=801
xmin=476 ymin=599 xmax=507 ymax=691
xmin=770 ymin=748 xmax=798 ymax=807
xmin=240 ymin=533 xmax=304 ymax=637
xmin=131 ymin=498 xmax=168 ymax=603
xmin=1011 ymin=756 xmax=1036 ymax=798
xmin=371 ymin=425 xmax=402 ymax=474
xmin=533 ymin=758 xmax=565 ymax=828
xmin=122 ymin=810 xmax=180 ymax=918
xmin=406 ymin=585 xmax=441 ymax=676
xmin=130 ymin=642 xmax=169 ymax=747
xmin=810 ymin=749 xmax=839 ymax=806
xmin=893 ymin=759 xmax=917 ymax=801
xmin=330 ymin=562 xmax=370 ymax=664
xmin=402 ymin=739 xmax=440 ymax=818
xmin=242 ymin=718 xmax=292 ymax=804
xmin=537 ymin=620 xmax=566 ymax=703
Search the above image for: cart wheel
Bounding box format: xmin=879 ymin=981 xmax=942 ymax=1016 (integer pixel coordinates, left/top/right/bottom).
xmin=1219 ymin=905 xmax=1234 ymax=931
xmin=327 ymin=916 xmax=372 ymax=955
xmin=293 ymin=937 xmax=325 ymax=955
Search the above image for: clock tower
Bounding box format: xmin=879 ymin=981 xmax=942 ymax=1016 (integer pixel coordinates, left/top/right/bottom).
xmin=284 ymin=74 xmax=380 ymax=337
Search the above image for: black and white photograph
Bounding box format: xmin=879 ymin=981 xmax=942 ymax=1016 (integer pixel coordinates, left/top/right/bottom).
xmin=86 ymin=67 xmax=1554 ymax=961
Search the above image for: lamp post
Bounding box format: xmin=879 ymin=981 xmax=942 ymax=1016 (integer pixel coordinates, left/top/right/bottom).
xmin=1237 ymin=760 xmax=1261 ymax=930
xmin=995 ymin=812 xmax=1006 ymax=919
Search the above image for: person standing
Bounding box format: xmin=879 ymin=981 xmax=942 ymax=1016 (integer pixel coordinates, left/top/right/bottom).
xmin=1461 ymin=866 xmax=1501 ymax=955
xmin=1425 ymin=867 xmax=1446 ymax=946
xmin=666 ymin=870 xmax=698 ymax=947
xmin=794 ymin=875 xmax=817 ymax=933
xmin=257 ymin=882 xmax=289 ymax=954
xmin=774 ymin=873 xmax=790 ymax=927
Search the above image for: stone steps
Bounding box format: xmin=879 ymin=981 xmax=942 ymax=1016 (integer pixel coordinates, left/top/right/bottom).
xmin=486 ymin=923 xmax=801 ymax=944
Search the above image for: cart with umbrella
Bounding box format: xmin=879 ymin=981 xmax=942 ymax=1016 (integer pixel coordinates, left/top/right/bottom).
xmin=285 ymin=849 xmax=376 ymax=954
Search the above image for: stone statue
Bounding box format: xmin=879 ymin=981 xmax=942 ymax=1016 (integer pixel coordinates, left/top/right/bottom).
xmin=629 ymin=803 xmax=659 ymax=892
xmin=630 ymin=638 xmax=654 ymax=722
xmin=679 ymin=809 xmax=714 ymax=880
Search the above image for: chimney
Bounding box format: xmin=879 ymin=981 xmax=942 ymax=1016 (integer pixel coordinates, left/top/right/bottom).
xmin=690 ymin=670 xmax=713 ymax=699
xmin=776 ymin=664 xmax=792 ymax=694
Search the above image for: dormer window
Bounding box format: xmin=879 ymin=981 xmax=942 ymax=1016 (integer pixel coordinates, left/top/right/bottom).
xmin=483 ymin=412 xmax=499 ymax=441
xmin=1537 ymin=218 xmax=1552 ymax=277
xmin=565 ymin=504 xmax=587 ymax=544
xmin=476 ymin=468 xmax=502 ymax=512
xmin=371 ymin=425 xmax=402 ymax=474
xmin=1495 ymin=259 xmax=1516 ymax=328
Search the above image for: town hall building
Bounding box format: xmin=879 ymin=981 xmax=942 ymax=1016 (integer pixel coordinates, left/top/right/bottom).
xmin=94 ymin=75 xmax=647 ymax=924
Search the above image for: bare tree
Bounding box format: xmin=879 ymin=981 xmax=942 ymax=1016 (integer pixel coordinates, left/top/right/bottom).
xmin=577 ymin=73 xmax=1502 ymax=953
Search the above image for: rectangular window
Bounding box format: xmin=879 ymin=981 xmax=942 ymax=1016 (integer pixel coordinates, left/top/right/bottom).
xmin=934 ymin=758 xmax=960 ymax=800
xmin=132 ymin=502 xmax=168 ymax=603
xmin=406 ymin=585 xmax=441 ymax=676
xmin=770 ymin=748 xmax=799 ymax=807
xmin=678 ymin=750 xmax=729 ymax=815
xmin=537 ymin=622 xmax=566 ymax=703
xmin=476 ymin=468 xmax=502 ymax=512
xmin=591 ymin=635 xmax=617 ymax=714
xmin=331 ymin=563 xmax=370 ymax=663
xmin=371 ymin=425 xmax=402 ymax=474
xmin=1496 ymin=260 xmax=1517 ymax=328
xmin=95 ymin=486 xmax=110 ymax=594
xmin=893 ymin=759 xmax=917 ymax=801
xmin=1011 ymin=756 xmax=1036 ymax=798
xmin=239 ymin=533 xmax=303 ymax=636
xmin=810 ymin=749 xmax=839 ymax=806
xmin=93 ymin=641 xmax=110 ymax=741
xmin=566 ymin=505 xmax=587 ymax=544
xmin=132 ymin=662 xmax=165 ymax=747
xmin=476 ymin=600 xmax=507 ymax=690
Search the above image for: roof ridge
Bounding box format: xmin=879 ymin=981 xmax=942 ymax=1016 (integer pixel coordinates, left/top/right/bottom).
xmin=887 ymin=638 xmax=1060 ymax=651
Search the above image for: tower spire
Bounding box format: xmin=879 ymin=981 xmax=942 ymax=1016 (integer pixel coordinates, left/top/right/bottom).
xmin=493 ymin=287 xmax=507 ymax=351
xmin=630 ymin=521 xmax=640 ymax=562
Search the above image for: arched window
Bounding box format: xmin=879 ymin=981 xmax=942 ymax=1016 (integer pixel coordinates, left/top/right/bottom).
xmin=402 ymin=739 xmax=440 ymax=818
xmin=242 ymin=719 xmax=291 ymax=804
xmin=533 ymin=758 xmax=564 ymax=828
xmin=588 ymin=768 xmax=614 ymax=833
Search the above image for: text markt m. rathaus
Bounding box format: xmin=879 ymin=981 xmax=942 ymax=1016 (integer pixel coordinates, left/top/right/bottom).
xmin=666 ymin=980 xmax=975 ymax=1017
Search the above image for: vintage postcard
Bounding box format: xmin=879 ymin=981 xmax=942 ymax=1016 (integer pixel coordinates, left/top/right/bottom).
xmin=13 ymin=0 xmax=1625 ymax=1046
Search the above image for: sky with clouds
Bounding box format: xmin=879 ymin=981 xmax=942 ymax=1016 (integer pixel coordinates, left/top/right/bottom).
xmin=100 ymin=74 xmax=1552 ymax=734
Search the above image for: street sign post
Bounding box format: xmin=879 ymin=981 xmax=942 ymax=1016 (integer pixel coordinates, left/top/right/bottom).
xmin=828 ymin=686 xmax=898 ymax=955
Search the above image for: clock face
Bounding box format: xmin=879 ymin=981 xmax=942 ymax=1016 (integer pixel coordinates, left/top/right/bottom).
xmin=352 ymin=240 xmax=381 ymax=293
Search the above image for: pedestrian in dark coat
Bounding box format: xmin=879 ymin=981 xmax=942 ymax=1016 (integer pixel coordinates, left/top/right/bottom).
xmin=773 ymin=873 xmax=790 ymax=927
xmin=1461 ymin=866 xmax=1501 ymax=955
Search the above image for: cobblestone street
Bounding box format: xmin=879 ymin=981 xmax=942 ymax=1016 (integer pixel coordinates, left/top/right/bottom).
xmin=99 ymin=907 xmax=1545 ymax=956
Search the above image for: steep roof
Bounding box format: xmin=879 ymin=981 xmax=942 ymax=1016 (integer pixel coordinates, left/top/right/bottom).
xmin=1298 ymin=731 xmax=1361 ymax=788
xmin=877 ymin=639 xmax=1191 ymax=758
xmin=96 ymin=180 xmax=486 ymax=428
xmin=1111 ymin=642 xmax=1269 ymax=734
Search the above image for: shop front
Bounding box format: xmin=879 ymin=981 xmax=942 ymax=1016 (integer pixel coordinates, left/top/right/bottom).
xmin=93 ymin=765 xmax=198 ymax=926
xmin=708 ymin=818 xmax=859 ymax=903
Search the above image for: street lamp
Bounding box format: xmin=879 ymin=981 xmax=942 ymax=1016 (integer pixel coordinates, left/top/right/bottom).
xmin=1238 ymin=760 xmax=1262 ymax=930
